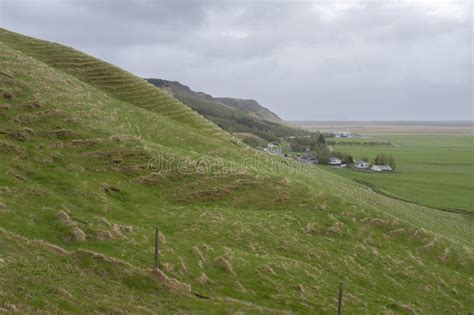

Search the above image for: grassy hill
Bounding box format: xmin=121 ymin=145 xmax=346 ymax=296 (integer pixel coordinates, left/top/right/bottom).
xmin=0 ymin=28 xmax=473 ymax=314
xmin=146 ymin=78 xmax=308 ymax=143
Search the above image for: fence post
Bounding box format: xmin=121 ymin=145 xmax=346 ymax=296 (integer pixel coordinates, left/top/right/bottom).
xmin=154 ymin=227 xmax=159 ymax=269
xmin=337 ymin=282 xmax=343 ymax=315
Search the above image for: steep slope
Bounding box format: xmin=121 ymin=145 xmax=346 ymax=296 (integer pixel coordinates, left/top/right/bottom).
xmin=0 ymin=28 xmax=473 ymax=314
xmin=214 ymin=97 xmax=281 ymax=123
xmin=0 ymin=30 xmax=224 ymax=141
xmin=146 ymin=78 xmax=306 ymax=142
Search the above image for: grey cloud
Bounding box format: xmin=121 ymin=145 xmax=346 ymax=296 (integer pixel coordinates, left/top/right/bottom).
xmin=0 ymin=0 xmax=471 ymax=120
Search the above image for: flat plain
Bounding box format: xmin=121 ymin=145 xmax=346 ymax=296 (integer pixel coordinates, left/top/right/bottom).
xmin=295 ymin=121 xmax=474 ymax=212
xmin=294 ymin=120 xmax=473 ymax=134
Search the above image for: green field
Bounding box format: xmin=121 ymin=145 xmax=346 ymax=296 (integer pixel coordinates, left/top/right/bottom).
xmin=328 ymin=134 xmax=474 ymax=212
xmin=328 ymin=137 xmax=389 ymax=144
xmin=0 ymin=28 xmax=473 ymax=313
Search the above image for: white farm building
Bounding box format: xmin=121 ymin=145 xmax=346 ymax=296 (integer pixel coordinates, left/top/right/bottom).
xmin=371 ymin=165 xmax=393 ymax=172
xmin=354 ymin=160 xmax=370 ymax=169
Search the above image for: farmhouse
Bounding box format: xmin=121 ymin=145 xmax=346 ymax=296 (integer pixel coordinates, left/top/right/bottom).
xmin=329 ymin=157 xmax=342 ymax=165
xmin=331 ymin=131 xmax=362 ymax=138
xmin=371 ymin=165 xmax=393 ymax=172
xmin=354 ymin=160 xmax=370 ymax=169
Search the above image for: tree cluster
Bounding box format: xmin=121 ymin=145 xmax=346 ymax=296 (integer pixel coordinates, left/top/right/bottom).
xmin=332 ymin=151 xmax=354 ymax=164
xmin=374 ymin=153 xmax=396 ymax=169
xmin=289 ymin=133 xmax=323 ymax=152
xmin=314 ymin=145 xmax=331 ymax=164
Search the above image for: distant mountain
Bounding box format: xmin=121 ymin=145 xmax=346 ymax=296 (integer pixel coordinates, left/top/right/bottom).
xmin=146 ymin=78 xmax=305 ymax=143
xmin=213 ymin=97 xmax=282 ymax=124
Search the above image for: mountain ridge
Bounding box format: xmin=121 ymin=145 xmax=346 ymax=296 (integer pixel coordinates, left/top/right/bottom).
xmin=146 ymin=78 xmax=283 ymax=123
xmin=146 ymin=78 xmax=307 ymax=144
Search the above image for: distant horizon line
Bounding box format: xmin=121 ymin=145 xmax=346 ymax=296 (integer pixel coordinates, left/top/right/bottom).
xmin=289 ymin=120 xmax=474 ymax=123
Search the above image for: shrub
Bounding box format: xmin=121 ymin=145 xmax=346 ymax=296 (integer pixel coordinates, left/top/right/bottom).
xmin=314 ymin=146 xmax=331 ymax=164
xmin=332 ymin=151 xmax=354 ymax=164
xmin=374 ymin=153 xmax=396 ymax=169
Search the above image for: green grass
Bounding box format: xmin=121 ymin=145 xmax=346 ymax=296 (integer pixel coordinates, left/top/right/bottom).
xmin=328 ymin=136 xmax=390 ymax=144
xmin=0 ymin=28 xmax=473 ymax=314
xmin=327 ymin=134 xmax=474 ymax=212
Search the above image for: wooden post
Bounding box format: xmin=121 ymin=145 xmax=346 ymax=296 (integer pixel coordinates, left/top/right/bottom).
xmin=154 ymin=227 xmax=159 ymax=269
xmin=337 ymin=282 xmax=343 ymax=315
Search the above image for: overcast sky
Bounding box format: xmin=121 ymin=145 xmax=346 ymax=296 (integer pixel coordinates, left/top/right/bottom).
xmin=0 ymin=0 xmax=472 ymax=120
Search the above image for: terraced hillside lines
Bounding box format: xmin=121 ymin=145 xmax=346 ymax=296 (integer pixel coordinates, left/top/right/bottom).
xmin=0 ymin=28 xmax=225 ymax=139
xmin=0 ymin=28 xmax=473 ymax=313
xmin=0 ymin=50 xmax=220 ymax=156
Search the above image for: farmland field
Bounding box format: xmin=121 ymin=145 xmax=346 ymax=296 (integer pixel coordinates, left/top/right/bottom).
xmin=326 ymin=134 xmax=474 ymax=212
xmin=294 ymin=121 xmax=473 ymax=134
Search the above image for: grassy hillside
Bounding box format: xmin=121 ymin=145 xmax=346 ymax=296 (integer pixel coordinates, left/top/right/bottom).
xmin=146 ymin=78 xmax=308 ymax=143
xmin=0 ymin=28 xmax=473 ymax=314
